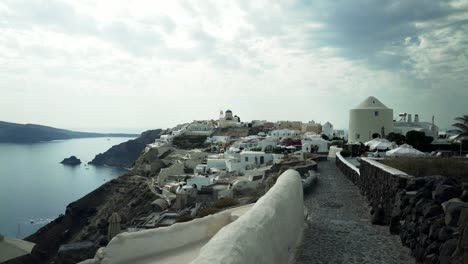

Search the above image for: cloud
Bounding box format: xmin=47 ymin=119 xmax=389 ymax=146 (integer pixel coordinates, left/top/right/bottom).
xmin=296 ymin=0 xmax=468 ymax=70
xmin=0 ymin=0 xmax=467 ymax=131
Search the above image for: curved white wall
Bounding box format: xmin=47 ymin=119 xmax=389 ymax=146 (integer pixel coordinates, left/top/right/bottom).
xmin=80 ymin=170 xmax=304 ymax=264
xmin=80 ymin=205 xmax=254 ymax=264
xmin=336 ymin=151 xmax=360 ymax=175
xmin=349 ymin=108 xmax=393 ymax=143
xmin=191 ymin=169 xmax=304 ymax=264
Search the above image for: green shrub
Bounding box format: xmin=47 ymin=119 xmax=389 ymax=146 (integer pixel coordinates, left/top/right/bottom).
xmin=340 ymin=150 xmax=351 ymax=158
xmin=197 ymin=207 xmax=221 ymax=217
xmin=175 ymin=214 xmax=194 ymax=223
xmin=213 ymin=198 xmax=238 ymax=209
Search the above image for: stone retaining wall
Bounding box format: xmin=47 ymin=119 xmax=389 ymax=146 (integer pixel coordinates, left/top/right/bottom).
xmin=358 ymin=158 xmax=412 ymax=225
xmin=336 ymin=154 xmax=468 ymax=264
xmin=394 ymin=177 xmax=468 ymax=264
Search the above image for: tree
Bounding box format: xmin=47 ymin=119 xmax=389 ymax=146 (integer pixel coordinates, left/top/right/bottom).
xmin=386 ymin=132 xmax=406 ymax=145
xmin=372 ymin=133 xmax=381 ymax=139
xmin=406 ymin=131 xmax=433 ymax=151
xmin=321 ymin=134 xmax=330 ymax=141
xmin=453 ymin=115 xmax=468 ymax=155
xmin=453 ymin=115 xmax=468 ymax=139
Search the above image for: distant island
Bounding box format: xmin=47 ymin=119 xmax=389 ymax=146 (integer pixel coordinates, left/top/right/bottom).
xmin=0 ymin=121 xmax=139 ymax=143
xmin=60 ymin=156 xmax=82 ymax=166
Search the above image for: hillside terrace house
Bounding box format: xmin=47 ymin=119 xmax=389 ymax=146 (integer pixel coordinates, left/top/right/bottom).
xmin=251 ymin=120 xmax=268 ymax=127
xmin=270 ymin=129 xmax=301 ymax=138
xmin=185 ymin=121 xmax=215 ymax=136
xmin=322 ymin=122 xmax=334 ymax=138
xmin=205 ymin=147 xmax=282 ymax=174
xmin=227 ymin=151 xmax=275 ymax=172
xmin=230 ymin=136 xmax=261 ymax=150
xmin=301 ymin=121 xmax=322 ymax=134
xmin=301 ymin=134 xmax=329 ymax=153
xmin=205 ymin=136 xmax=231 ymax=152
xmin=275 ymin=121 xmax=303 ymax=130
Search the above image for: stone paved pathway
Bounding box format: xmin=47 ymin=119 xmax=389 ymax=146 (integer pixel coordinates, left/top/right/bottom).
xmin=295 ymin=160 xmax=414 ymax=264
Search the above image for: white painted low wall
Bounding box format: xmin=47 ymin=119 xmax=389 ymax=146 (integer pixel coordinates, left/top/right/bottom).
xmin=80 ymin=170 xmax=304 ymax=264
xmin=80 ymin=205 xmax=252 ymax=264
xmin=336 ymin=151 xmax=360 ymax=175
xmin=328 ymin=146 xmax=342 ymax=158
xmin=191 ymin=169 xmax=304 ymax=264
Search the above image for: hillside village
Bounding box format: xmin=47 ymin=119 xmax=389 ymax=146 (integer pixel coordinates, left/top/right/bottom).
xmin=7 ymin=97 xmax=468 ymax=264
xmin=126 ymin=109 xmax=338 ymax=229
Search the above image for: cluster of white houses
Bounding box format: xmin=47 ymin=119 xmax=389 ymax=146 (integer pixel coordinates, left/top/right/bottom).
xmin=152 ymin=109 xmax=341 ymax=147
xmin=148 ymin=110 xmax=337 ymax=208
xmin=138 ymin=100 xmax=453 ymax=230
xmin=152 ymin=100 xmax=448 ymax=206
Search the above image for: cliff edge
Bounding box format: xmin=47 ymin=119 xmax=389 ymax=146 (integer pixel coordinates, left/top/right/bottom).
xmin=89 ymin=129 xmax=164 ymax=168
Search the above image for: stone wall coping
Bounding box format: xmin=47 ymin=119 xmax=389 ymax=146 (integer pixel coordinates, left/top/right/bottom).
xmin=336 ymin=152 xmax=360 ymax=175
xmin=360 ymin=157 xmax=413 ymax=178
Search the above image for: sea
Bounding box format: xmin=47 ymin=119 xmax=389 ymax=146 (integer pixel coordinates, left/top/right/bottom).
xmin=0 ymin=137 xmax=134 ymax=238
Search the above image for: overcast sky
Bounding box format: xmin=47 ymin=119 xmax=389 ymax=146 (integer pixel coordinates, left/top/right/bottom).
xmin=1 ymin=0 xmax=467 ymax=133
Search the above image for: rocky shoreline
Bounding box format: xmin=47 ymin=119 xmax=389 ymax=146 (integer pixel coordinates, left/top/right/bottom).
xmin=5 ymin=172 xmax=154 ymax=264
xmin=5 ymin=129 xmax=166 ymax=264
xmin=89 ymin=129 xmax=164 ymax=168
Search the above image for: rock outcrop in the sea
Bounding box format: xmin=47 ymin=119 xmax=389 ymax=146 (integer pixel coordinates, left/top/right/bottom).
xmin=89 ymin=129 xmax=164 ymax=168
xmin=60 ymin=156 xmax=81 ymax=165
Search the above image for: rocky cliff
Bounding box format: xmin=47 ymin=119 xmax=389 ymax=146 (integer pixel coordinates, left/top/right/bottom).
xmin=89 ymin=129 xmax=164 ymax=168
xmin=4 ymin=173 xmax=155 ymax=264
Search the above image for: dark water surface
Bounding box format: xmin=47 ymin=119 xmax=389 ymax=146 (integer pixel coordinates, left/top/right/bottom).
xmin=0 ymin=137 xmax=133 ymax=238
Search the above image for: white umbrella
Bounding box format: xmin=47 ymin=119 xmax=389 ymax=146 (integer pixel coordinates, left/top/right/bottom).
xmin=0 ymin=234 xmax=35 ymax=262
xmin=386 ymin=144 xmax=426 ymax=157
xmin=365 ymin=139 xmax=395 ymax=151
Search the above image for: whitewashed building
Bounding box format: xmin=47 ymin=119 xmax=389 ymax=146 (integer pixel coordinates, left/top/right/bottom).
xmin=394 ymin=114 xmax=439 ymax=138
xmin=218 ymin=110 xmax=242 ymax=128
xmin=349 ymin=96 xmax=394 ymax=143
xmin=270 ymin=129 xmax=301 ymax=138
xmin=302 ymin=135 xmax=329 ymax=153
xmin=276 ymin=121 xmax=302 ymax=130
xmin=322 ymin=122 xmax=334 ymax=138
xmin=301 ymin=121 xmax=322 ymax=134
xmin=185 ymin=121 xmax=215 ymax=136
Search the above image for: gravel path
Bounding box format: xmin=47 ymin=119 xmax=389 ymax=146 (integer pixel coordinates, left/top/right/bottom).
xmin=295 ymin=160 xmax=413 ymax=264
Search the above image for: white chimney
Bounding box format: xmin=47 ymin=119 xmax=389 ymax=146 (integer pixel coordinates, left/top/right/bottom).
xmin=407 ymin=114 xmax=412 ymax=123
xmin=415 ymin=114 xmax=419 ymax=123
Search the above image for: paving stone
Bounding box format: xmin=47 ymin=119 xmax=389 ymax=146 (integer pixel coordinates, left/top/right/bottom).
xmin=295 ymin=160 xmax=414 ymax=264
